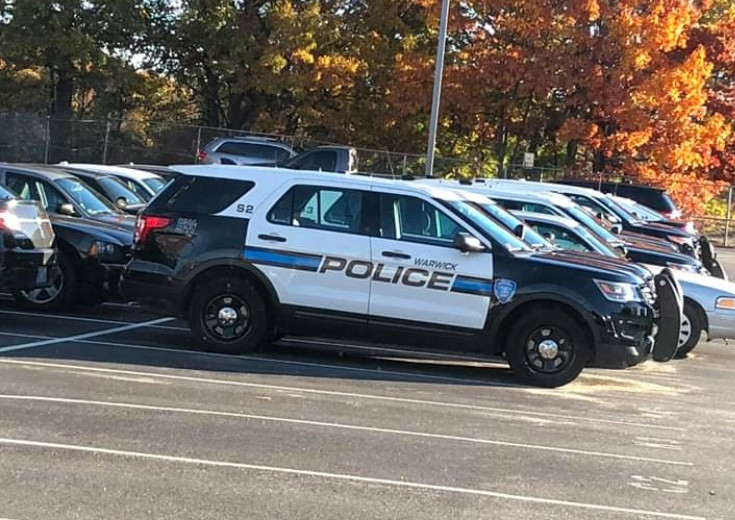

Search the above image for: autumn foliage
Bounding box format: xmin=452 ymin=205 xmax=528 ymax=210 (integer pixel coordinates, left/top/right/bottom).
xmin=1 ymin=1 xmax=735 ymax=214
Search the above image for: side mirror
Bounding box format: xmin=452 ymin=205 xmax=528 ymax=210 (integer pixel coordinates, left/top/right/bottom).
xmin=453 ymin=232 xmax=485 ymax=253
xmin=611 ymin=224 xmax=623 ymax=235
xmin=58 ymin=203 xmax=76 ymax=216
xmin=542 ymin=232 xmax=556 ymax=244
xmin=115 ymin=196 xmax=128 ymax=210
xmin=614 ymin=243 xmax=629 ymax=257
xmin=513 ymin=224 xmax=525 ymax=239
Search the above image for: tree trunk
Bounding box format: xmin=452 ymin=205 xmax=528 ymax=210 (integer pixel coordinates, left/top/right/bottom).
xmin=49 ymin=70 xmax=74 ymax=163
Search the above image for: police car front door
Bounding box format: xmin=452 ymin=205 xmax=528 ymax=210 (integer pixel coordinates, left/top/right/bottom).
xmin=246 ymin=183 xmax=372 ymax=317
xmin=369 ymin=193 xmax=493 ymax=330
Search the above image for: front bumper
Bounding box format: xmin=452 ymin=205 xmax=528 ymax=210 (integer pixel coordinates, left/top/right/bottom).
xmin=590 ymin=303 xmax=655 ymax=369
xmin=706 ymin=309 xmax=735 ymax=341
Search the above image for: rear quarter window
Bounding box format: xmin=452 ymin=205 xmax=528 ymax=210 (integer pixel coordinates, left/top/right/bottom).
xmin=147 ymin=176 xmax=255 ymax=215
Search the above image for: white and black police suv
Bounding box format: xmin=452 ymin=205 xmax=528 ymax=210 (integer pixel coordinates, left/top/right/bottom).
xmin=121 ymin=166 xmax=682 ymax=387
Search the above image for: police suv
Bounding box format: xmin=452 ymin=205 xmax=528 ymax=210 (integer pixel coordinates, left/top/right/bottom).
xmin=121 ymin=166 xmax=681 ymax=387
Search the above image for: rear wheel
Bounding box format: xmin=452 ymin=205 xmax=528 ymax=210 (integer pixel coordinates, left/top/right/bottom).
xmin=189 ymin=278 xmax=268 ymax=354
xmin=505 ymin=309 xmax=590 ymax=388
xmin=13 ymin=251 xmax=76 ymax=311
xmin=675 ymin=302 xmax=704 ymax=358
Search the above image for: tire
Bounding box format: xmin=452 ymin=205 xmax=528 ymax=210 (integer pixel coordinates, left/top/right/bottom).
xmin=675 ymin=302 xmax=704 ymax=358
xmin=13 ymin=251 xmax=77 ymax=311
xmin=505 ymin=309 xmax=590 ymax=388
xmin=189 ymin=277 xmax=269 ymax=354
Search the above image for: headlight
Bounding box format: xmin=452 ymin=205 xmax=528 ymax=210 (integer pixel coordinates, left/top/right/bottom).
xmin=666 ymin=262 xmax=698 ymax=273
xmin=88 ymin=241 xmax=122 ymax=261
xmin=668 ymin=235 xmax=693 ymax=246
xmin=715 ymin=297 xmax=735 ymax=310
xmin=594 ymin=280 xmax=642 ymax=302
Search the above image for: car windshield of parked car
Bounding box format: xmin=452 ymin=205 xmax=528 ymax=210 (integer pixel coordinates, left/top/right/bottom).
xmin=476 ymin=201 xmax=552 ymax=250
xmin=445 ymin=200 xmax=533 ymax=253
xmin=599 ymin=195 xmax=642 ymax=223
xmin=143 ymin=176 xmax=166 ymax=193
xmin=616 ymin=198 xmax=666 ymax=222
xmin=99 ymin=177 xmax=145 ymax=204
xmin=565 ymin=205 xmax=619 ymax=243
xmin=57 ymin=177 xmax=116 ymax=215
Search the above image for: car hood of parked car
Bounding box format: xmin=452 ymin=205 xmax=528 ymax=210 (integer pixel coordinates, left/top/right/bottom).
xmin=51 ymin=215 xmax=134 ymax=245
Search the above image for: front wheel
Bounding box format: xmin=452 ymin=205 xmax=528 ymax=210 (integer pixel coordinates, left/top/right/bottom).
xmin=505 ymin=309 xmax=590 ymax=388
xmin=13 ymin=251 xmax=76 ymax=311
xmin=189 ymin=278 xmax=269 ymax=354
xmin=675 ymin=302 xmax=704 ymax=358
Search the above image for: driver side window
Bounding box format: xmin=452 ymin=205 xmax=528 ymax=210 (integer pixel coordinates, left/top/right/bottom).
xmin=36 ymin=181 xmax=67 ymax=214
xmin=532 ymin=223 xmax=591 ymax=252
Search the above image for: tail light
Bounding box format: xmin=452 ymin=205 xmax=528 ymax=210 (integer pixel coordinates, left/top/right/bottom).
xmin=134 ymin=215 xmax=172 ymax=244
xmin=197 ymin=151 xmax=207 ymax=162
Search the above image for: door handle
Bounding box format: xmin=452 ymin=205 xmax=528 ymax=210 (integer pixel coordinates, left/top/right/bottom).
xmin=382 ymin=251 xmax=411 ymax=260
xmin=258 ymin=234 xmax=287 ymax=243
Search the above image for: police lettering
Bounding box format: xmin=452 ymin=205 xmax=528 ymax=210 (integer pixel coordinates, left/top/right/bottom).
xmin=319 ymin=256 xmax=455 ymax=290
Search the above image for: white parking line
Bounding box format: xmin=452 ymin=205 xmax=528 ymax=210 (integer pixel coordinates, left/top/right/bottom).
xmin=0 ymin=309 xmax=187 ymax=332
xmin=0 ymin=394 xmax=691 ymax=466
xmin=0 ymin=318 xmax=174 ymax=354
xmin=0 ymin=437 xmax=704 ymax=520
xmin=0 ymin=359 xmax=686 ymax=431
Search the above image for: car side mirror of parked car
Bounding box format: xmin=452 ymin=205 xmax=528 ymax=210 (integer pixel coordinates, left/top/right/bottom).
xmin=454 ymin=232 xmax=485 ymax=253
xmin=611 ymin=223 xmax=623 ymax=235
xmin=116 ymin=197 xmax=128 ymax=210
xmin=542 ymin=232 xmax=556 ymax=244
xmin=58 ymin=203 xmax=77 ymax=217
xmin=513 ymin=224 xmax=525 ymax=238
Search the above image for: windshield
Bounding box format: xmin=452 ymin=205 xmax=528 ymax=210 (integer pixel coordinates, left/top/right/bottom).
xmin=57 ymin=178 xmax=116 ymax=216
xmin=598 ymin=196 xmax=641 ymax=223
xmin=477 ymin=202 xmax=551 ymax=249
xmin=98 ymin=177 xmax=145 ymax=204
xmin=616 ymin=198 xmax=665 ymax=221
xmin=565 ymin=205 xmax=619 ymax=243
xmin=143 ymin=177 xmax=166 ymax=193
xmin=573 ymin=223 xmax=619 ymax=257
xmin=446 ymin=200 xmax=533 ymax=253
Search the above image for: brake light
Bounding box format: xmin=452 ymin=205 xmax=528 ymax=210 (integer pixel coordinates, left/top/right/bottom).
xmin=197 ymin=151 xmax=207 ymax=162
xmin=134 ymin=215 xmax=172 ymax=244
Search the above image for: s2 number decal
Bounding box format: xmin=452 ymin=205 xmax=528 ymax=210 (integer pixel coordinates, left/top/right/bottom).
xmin=236 ymin=204 xmax=255 ymax=214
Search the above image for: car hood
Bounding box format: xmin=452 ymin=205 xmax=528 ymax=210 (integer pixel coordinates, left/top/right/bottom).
xmin=631 ymin=220 xmax=691 ymax=237
xmin=621 ymin=231 xmax=679 ymax=251
xmin=529 ymin=250 xmax=652 ymax=282
xmin=89 ymin=212 xmax=137 ymax=230
xmin=50 ymin=215 xmax=134 ymax=246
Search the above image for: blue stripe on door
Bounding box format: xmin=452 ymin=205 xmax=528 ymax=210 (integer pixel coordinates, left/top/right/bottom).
xmin=244 ymin=247 xmax=323 ymax=272
xmin=451 ymin=275 xmax=494 ymax=297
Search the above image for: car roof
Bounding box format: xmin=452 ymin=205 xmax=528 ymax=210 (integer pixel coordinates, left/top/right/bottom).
xmin=473 ymin=178 xmax=605 ymax=198
xmin=420 ymin=179 xmax=575 ymax=207
xmin=513 ymin=210 xmax=581 ymax=229
xmin=209 ymin=136 xmax=293 ymax=149
xmin=168 ymin=165 xmax=470 ymax=201
xmin=0 ymin=163 xmax=78 ymax=181
xmin=59 ymin=163 xmax=162 ymax=180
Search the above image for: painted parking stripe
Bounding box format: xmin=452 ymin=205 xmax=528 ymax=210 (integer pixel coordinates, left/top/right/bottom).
xmin=0 ymin=437 xmax=704 ymax=520
xmin=0 ymin=359 xmax=686 ymax=431
xmin=0 ymin=308 xmax=188 ymax=332
xmin=0 ymin=318 xmax=174 ymax=354
xmin=0 ymin=394 xmax=691 ymax=466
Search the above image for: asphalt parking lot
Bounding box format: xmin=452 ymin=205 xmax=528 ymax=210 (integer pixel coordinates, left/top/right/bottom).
xmin=2 ymin=254 xmax=735 ymax=520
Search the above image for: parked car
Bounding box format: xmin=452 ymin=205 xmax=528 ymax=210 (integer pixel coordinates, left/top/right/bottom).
xmin=516 ymin=211 xmax=735 ymax=358
xmin=0 ymin=164 xmax=134 ymax=309
xmin=277 ymin=145 xmax=359 ymax=174
xmin=612 ymin=195 xmax=696 ymax=234
xmin=199 ymin=136 xmax=295 ymax=166
xmin=558 ymin=180 xmax=682 ymax=219
xmin=123 ymin=165 xmax=681 ymax=387
xmin=118 ymin=163 xmax=179 ymax=181
xmin=59 ymin=163 xmax=167 ymax=202
xmin=0 ymin=184 xmax=58 ymax=298
xmin=54 ymin=167 xmax=147 ymax=215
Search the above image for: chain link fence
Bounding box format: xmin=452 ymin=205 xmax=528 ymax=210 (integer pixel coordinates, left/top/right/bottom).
xmin=0 ymin=113 xmax=467 ymax=177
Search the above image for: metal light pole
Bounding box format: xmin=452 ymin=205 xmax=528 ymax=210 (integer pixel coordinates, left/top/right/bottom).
xmin=425 ymin=0 xmax=451 ymax=178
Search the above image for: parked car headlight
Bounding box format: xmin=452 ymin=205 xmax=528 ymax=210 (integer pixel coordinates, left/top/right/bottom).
xmin=594 ymin=280 xmax=642 ymax=302
xmin=715 ymin=297 xmax=735 ymax=310
xmin=88 ymin=241 xmax=123 ymax=262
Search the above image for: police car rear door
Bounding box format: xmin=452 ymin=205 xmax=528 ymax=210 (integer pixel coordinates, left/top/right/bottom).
xmin=246 ymin=181 xmax=372 ymax=318
xmin=368 ymin=189 xmax=493 ymax=331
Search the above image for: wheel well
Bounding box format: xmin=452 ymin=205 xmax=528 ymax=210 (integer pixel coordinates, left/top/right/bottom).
xmin=684 ymin=297 xmax=708 ymax=333
xmin=55 ymin=239 xmax=83 ymax=274
xmin=182 ymin=265 xmax=277 ymax=331
xmin=495 ymin=299 xmax=594 ymax=357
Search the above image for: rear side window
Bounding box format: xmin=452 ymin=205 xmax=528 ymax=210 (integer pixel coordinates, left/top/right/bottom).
xmin=617 ymin=186 xmax=677 ymax=213
xmin=149 ymin=176 xmax=254 ymax=215
xmin=268 ymin=185 xmax=366 ymax=234
xmin=288 ymin=151 xmax=338 ymax=171
xmin=215 ymin=141 xmax=290 ymax=161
